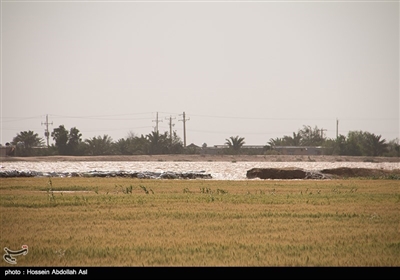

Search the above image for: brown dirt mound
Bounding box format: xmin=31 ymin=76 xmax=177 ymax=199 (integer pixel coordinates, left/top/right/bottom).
xmin=247 ymin=168 xmax=307 ymax=179
xmin=246 ymin=167 xmax=400 ymax=179
xmin=320 ymin=167 xmax=400 ymax=178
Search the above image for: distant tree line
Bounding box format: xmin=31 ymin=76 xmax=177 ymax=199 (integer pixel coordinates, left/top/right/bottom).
xmin=6 ymin=124 xmax=400 ymax=157
xmin=267 ymin=125 xmax=399 ymax=157
xmin=8 ymin=125 xmax=184 ymax=157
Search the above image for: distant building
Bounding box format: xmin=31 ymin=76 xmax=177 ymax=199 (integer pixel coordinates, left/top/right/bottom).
xmin=272 ymin=146 xmax=325 ymax=155
xmin=0 ymin=144 xmax=15 ymax=157
xmin=240 ymin=145 xmax=266 ymax=155
xmin=189 ymin=144 xmax=327 ymax=155
xmin=185 ymin=143 xmax=202 ymax=154
xmin=198 ymin=144 xmax=266 ymax=155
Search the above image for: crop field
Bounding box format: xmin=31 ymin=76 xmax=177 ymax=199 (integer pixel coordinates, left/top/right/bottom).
xmin=0 ymin=177 xmax=399 ymax=267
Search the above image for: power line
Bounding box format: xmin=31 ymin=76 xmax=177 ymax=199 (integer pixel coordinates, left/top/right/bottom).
xmin=51 ymin=112 xmax=153 ymax=118
xmin=4 ymin=113 xmax=397 ymax=122
xmin=51 ymin=114 xmax=153 ymax=121
xmin=188 ymin=114 xmax=336 ymax=121
xmin=2 ymin=115 xmax=43 ymax=122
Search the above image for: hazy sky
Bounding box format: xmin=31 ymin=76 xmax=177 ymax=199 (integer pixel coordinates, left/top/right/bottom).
xmin=1 ymin=0 xmax=399 ymax=147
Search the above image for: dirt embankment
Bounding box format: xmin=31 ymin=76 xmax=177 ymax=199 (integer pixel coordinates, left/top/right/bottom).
xmin=2 ymin=154 xmax=400 ymax=163
xmin=246 ymin=167 xmax=400 ymax=180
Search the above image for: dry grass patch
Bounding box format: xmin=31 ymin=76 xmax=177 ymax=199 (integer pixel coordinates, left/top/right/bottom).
xmin=0 ymin=177 xmax=399 ymax=266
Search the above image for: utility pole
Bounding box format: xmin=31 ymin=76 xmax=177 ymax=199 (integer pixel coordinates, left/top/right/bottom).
xmin=152 ymin=112 xmax=162 ymax=133
xmin=41 ymin=114 xmax=53 ymax=147
xmin=165 ymin=115 xmax=175 ymax=145
xmin=336 ymin=118 xmax=339 ymax=139
xmin=179 ymin=111 xmax=190 ymax=147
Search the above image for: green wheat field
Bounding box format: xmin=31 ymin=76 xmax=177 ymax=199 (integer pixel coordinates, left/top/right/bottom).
xmin=0 ymin=177 xmax=399 ymax=267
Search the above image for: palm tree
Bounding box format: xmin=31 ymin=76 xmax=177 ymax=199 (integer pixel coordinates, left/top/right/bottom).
xmin=345 ymin=131 xmax=364 ymax=156
xmin=225 ymin=136 xmax=245 ymax=154
xmin=268 ymin=137 xmax=284 ymax=147
xmin=12 ymin=130 xmax=44 ymax=156
xmin=299 ymin=125 xmax=324 ymax=146
xmin=67 ymin=127 xmax=82 ymax=155
xmin=282 ymin=132 xmax=302 ymax=146
xmin=114 ymin=138 xmax=131 ymax=155
xmin=12 ymin=130 xmax=44 ymax=149
xmin=51 ymin=125 xmax=69 ymax=155
xmin=168 ymin=131 xmax=184 ymax=154
xmin=84 ymin=135 xmax=114 ymax=155
xmin=364 ymin=133 xmax=388 ymax=156
xmin=291 ymin=132 xmax=302 ymax=146
xmin=385 ymin=138 xmax=400 ymax=157
xmin=146 ymin=131 xmax=168 ymax=154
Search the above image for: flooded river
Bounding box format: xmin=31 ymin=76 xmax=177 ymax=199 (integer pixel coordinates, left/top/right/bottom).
xmin=1 ymin=161 xmax=398 ymax=180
